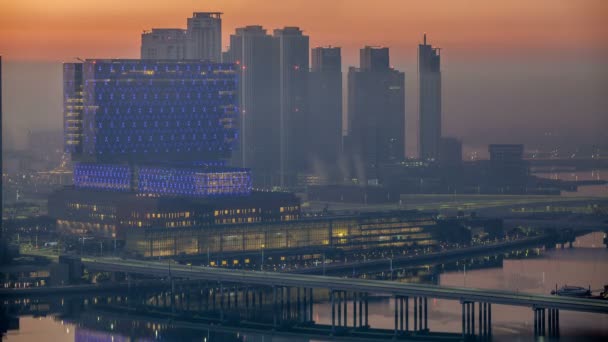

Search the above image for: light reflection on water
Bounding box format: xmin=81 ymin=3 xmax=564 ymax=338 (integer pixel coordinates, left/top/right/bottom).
xmin=4 ymin=232 xmax=608 ymax=342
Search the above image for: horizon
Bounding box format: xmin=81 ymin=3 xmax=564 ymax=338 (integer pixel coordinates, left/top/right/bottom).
xmin=1 ymin=0 xmax=607 ymax=154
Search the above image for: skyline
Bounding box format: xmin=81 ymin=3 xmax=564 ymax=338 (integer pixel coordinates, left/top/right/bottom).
xmin=1 ymin=0 xmax=607 ymax=154
xmin=1 ymin=0 xmax=606 ymax=63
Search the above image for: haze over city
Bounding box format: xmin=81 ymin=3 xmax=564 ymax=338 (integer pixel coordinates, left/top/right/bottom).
xmin=1 ymin=0 xmax=607 ymax=153
xmin=1 ymin=1 xmax=608 ymax=341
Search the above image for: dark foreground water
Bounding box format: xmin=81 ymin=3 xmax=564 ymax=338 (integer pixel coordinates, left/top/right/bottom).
xmin=4 ymin=232 xmax=608 ymax=342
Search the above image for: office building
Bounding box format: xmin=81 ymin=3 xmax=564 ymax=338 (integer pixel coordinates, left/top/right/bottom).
xmin=186 ymin=12 xmax=222 ymax=62
xmin=419 ymin=34 xmax=442 ymax=160
xmin=51 ymin=59 xmax=304 ymax=238
xmin=346 ymin=46 xmax=405 ymax=183
xmin=307 ymin=47 xmax=342 ymax=180
xmin=141 ymin=12 xmax=222 ymax=62
xmin=273 ymin=27 xmax=309 ymax=187
xmin=123 ymin=210 xmax=439 ymax=258
xmin=141 ymin=29 xmax=188 ymax=60
xmin=488 ymin=144 xmax=529 ymax=192
xmin=223 ymin=26 xmax=280 ymax=187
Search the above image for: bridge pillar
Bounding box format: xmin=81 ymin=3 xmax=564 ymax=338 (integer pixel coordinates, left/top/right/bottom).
xmin=359 ymin=292 xmax=363 ymax=328
xmin=309 ymin=288 xmax=314 ymax=323
xmin=424 ymin=297 xmax=429 ymax=332
xmin=405 ymin=295 xmax=409 ymax=333
xmin=470 ymin=302 xmax=475 ymax=337
xmin=399 ymin=296 xmax=404 ymax=333
xmin=220 ymin=282 xmax=224 ymax=322
xmin=479 ymin=300 xmax=482 ymax=337
xmin=353 ymin=291 xmax=357 ymax=328
xmin=343 ymin=291 xmax=348 ymax=327
xmin=330 ymin=289 xmax=335 ymax=334
xmin=394 ymin=295 xmax=398 ymax=336
xmin=555 ymin=308 xmax=560 ymax=337
xmin=365 ymin=292 xmax=369 ymax=328
xmin=414 ymin=296 xmax=418 ymax=331
xmin=488 ymin=303 xmax=492 ymax=337
xmin=297 ymin=287 xmax=301 ymax=322
xmin=273 ymin=286 xmax=278 ymax=328
xmin=337 ymin=290 xmax=342 ymax=327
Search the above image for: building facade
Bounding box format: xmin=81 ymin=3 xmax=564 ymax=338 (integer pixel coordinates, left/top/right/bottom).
xmin=418 ymin=34 xmax=442 ymax=160
xmin=346 ymin=47 xmax=405 ymax=183
xmin=307 ymin=47 xmax=342 ymax=181
xmin=186 ymin=12 xmax=222 ymax=62
xmin=141 ymin=29 xmax=188 ymax=60
xmin=123 ymin=210 xmax=438 ymax=258
xmin=140 ymin=12 xmax=222 ymax=62
xmin=223 ymin=26 xmax=281 ymax=187
xmin=273 ymin=27 xmax=310 ymax=187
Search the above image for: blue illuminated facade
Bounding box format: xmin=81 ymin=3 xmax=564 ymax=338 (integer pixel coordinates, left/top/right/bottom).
xmin=64 ymin=59 xmax=252 ymax=197
xmin=138 ymin=166 xmax=251 ymax=197
xmin=79 ymin=59 xmax=238 ymax=163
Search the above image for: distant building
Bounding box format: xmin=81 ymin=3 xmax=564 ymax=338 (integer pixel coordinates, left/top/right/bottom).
xmin=140 ymin=12 xmax=222 ymax=62
xmin=487 ymin=144 xmax=529 ymax=192
xmin=307 ymin=47 xmax=342 ymax=180
xmin=489 ymin=144 xmax=524 ymax=161
xmin=438 ymin=137 xmax=462 ymax=166
xmin=273 ymin=27 xmax=309 ymax=187
xmin=223 ymin=26 xmax=280 ymax=187
xmin=346 ymin=46 xmax=405 ymax=183
xmin=186 ymin=12 xmax=222 ymax=62
xmin=419 ymin=34 xmax=442 ymax=160
xmin=141 ymin=29 xmax=188 ymax=60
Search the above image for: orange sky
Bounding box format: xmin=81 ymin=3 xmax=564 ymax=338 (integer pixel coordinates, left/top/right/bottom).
xmin=1 ymin=0 xmax=607 ymax=64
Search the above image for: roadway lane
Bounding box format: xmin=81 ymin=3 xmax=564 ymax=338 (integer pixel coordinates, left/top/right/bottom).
xmin=83 ymin=257 xmax=608 ymax=314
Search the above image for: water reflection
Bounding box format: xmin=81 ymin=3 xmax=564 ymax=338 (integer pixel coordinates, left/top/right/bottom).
xmin=3 ymin=232 xmax=607 ymax=341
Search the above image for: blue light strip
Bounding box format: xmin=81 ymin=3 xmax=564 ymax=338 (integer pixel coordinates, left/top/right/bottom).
xmin=73 ymin=163 xmax=132 ymax=191
xmin=138 ymin=167 xmax=252 ymax=197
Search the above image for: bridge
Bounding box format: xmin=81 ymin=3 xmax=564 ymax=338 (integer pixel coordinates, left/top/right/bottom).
xmin=81 ymin=257 xmax=608 ymax=339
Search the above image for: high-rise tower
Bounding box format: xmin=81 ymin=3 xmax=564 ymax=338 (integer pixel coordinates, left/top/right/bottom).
xmin=141 ymin=12 xmax=222 ymax=62
xmin=346 ymin=47 xmax=405 ymax=183
xmin=418 ymin=34 xmax=442 ymax=160
xmin=187 ymin=12 xmax=222 ymax=62
xmin=273 ymin=27 xmax=309 ymax=187
xmin=308 ymin=47 xmax=342 ymax=179
xmin=224 ymin=26 xmax=280 ymax=187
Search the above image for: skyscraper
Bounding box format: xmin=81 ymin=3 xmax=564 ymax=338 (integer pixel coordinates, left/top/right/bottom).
xmin=418 ymin=34 xmax=442 ymax=160
xmin=346 ymin=47 xmax=405 ymax=183
xmin=307 ymin=47 xmax=342 ymax=180
xmin=140 ymin=12 xmax=222 ymax=62
xmin=273 ymin=27 xmax=309 ymax=187
xmin=223 ymin=26 xmax=280 ymax=187
xmin=186 ymin=12 xmax=222 ymax=62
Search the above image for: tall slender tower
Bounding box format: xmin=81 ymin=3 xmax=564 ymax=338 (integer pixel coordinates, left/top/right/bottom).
xmin=418 ymin=34 xmax=442 ymax=160
xmin=186 ymin=12 xmax=222 ymax=62
xmin=224 ymin=26 xmax=280 ymax=187
xmin=273 ymin=27 xmax=309 ymax=187
xmin=308 ymin=47 xmax=342 ymax=180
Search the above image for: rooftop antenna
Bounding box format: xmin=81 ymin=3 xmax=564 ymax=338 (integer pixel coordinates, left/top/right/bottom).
xmin=75 ymin=57 xmax=84 ymax=62
xmin=424 ymin=33 xmax=427 ymax=45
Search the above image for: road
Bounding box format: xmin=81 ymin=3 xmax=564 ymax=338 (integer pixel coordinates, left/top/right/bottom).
xmin=83 ymin=257 xmax=608 ymax=314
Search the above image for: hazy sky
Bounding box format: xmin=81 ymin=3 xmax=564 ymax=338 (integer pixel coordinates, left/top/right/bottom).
xmin=1 ymin=0 xmax=607 ymax=154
